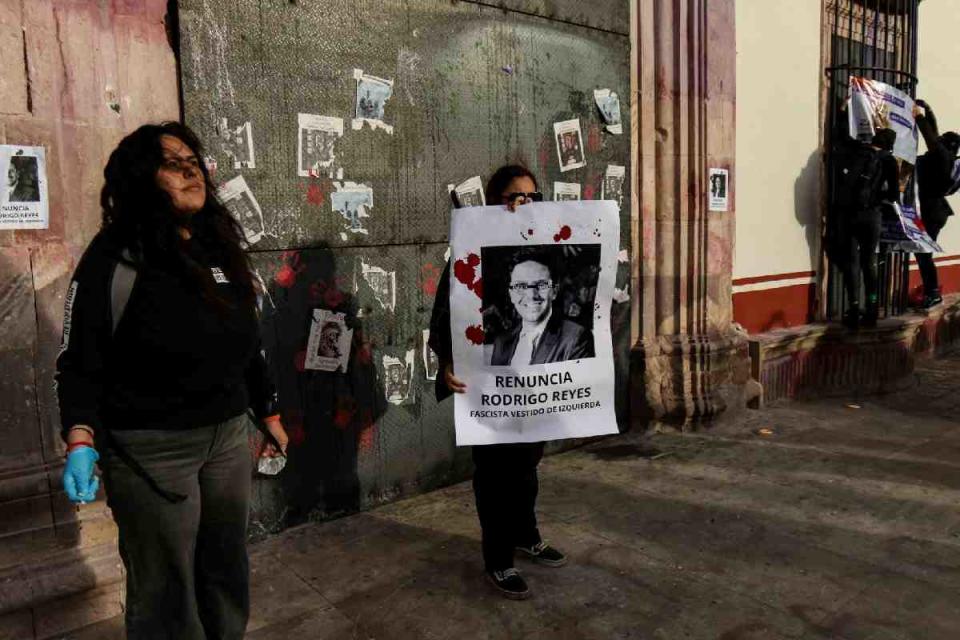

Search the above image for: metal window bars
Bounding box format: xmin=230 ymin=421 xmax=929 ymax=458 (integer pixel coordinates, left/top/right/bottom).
xmin=822 ymin=0 xmax=920 ymax=321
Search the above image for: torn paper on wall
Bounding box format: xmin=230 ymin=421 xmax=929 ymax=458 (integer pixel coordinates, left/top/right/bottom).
xmin=612 ymin=287 xmax=630 ymax=303
xmin=298 ymin=114 xmax=344 ymax=177
xmin=553 ymin=182 xmax=581 ymax=201
xmin=360 ymin=260 xmax=396 ymax=312
xmin=331 ymin=181 xmax=373 ymax=234
xmin=383 ymin=351 xmax=415 ymax=405
xmin=554 ymin=119 xmax=586 ymax=172
xmin=594 ymin=89 xmax=623 ymax=135
xmin=217 ymin=118 xmax=255 ymax=169
xmin=422 ymin=329 xmax=439 ymax=381
xmin=602 ymin=164 xmax=626 ymax=208
xmin=305 ymin=308 xmax=353 ymax=373
xmin=0 ymin=145 xmax=48 ymax=229
xmin=217 ymin=175 xmax=265 ymax=245
xmin=447 ymin=176 xmax=486 ymax=208
xmin=352 ymin=69 xmax=394 ymax=134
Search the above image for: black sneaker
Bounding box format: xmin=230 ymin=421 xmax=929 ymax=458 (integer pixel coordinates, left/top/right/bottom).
xmin=921 ymin=293 xmax=943 ymax=310
xmin=486 ymin=568 xmax=531 ymax=600
xmin=842 ymin=306 xmax=860 ymax=331
xmin=516 ymin=541 xmax=568 ymax=567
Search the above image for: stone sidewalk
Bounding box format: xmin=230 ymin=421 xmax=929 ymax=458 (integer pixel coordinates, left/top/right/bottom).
xmin=71 ymin=353 xmax=960 ymax=639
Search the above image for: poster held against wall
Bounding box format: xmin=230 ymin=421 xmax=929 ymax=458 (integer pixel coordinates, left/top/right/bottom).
xmin=553 ymin=182 xmax=581 ymax=201
xmin=352 ymin=69 xmax=394 ymax=134
xmin=304 ymin=308 xmax=353 ymax=372
xmin=297 ymin=114 xmax=344 ymax=177
xmin=216 ymin=175 xmax=265 ymax=245
xmin=383 ymin=351 xmax=415 ymax=405
xmin=449 ymin=200 xmax=620 ymax=446
xmin=708 ymin=168 xmax=729 ymax=212
xmin=554 ymin=119 xmax=586 ymax=172
xmin=593 ymin=89 xmax=623 ymax=135
xmin=448 ymin=176 xmax=485 ymax=208
xmin=847 ymin=76 xmax=939 ymax=252
xmin=0 ymin=145 xmax=48 ymax=229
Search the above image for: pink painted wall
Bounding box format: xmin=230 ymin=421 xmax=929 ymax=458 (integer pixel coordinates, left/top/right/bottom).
xmin=0 ymin=1 xmax=178 ymax=634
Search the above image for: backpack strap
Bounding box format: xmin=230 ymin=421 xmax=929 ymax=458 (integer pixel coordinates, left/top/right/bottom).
xmin=109 ymin=249 xmax=137 ymax=334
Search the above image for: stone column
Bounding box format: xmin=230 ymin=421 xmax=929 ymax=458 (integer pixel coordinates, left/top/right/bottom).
xmin=630 ymin=0 xmax=749 ymax=428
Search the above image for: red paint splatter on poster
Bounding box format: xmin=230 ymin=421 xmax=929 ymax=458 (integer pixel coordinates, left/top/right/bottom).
xmin=465 ymin=325 xmax=485 ymax=345
xmin=454 ymin=253 xmax=483 ymax=299
xmin=528 ymin=228 xmax=534 ymax=236
xmin=553 ymin=225 xmax=572 ymax=242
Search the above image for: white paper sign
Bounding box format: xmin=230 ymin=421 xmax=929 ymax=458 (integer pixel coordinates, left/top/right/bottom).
xmin=449 ymin=200 xmax=620 ymax=445
xmin=216 ymin=175 xmax=265 ymax=245
xmin=0 ymin=145 xmax=48 ymax=229
xmin=304 ymin=308 xmax=352 ymax=372
xmin=708 ymin=168 xmax=729 ymax=212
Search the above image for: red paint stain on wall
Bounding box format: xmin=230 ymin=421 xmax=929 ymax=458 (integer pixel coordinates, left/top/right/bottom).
xmin=553 ymin=225 xmax=572 ymax=242
xmin=420 ymin=263 xmax=442 ymax=296
xmin=538 ymin=136 xmax=553 ymax=175
xmin=294 ymin=350 xmax=307 ymax=372
xmin=465 ymin=325 xmax=485 ymax=345
xmin=357 ymin=409 xmax=376 ymax=452
xmin=276 ymin=251 xmax=304 ymax=288
xmin=586 ymin=124 xmax=603 ymax=153
xmin=583 ymin=183 xmax=596 ymax=200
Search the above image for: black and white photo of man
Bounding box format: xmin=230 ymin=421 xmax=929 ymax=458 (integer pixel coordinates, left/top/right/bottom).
xmin=304 ymin=308 xmax=353 ymax=372
xmin=7 ymin=154 xmax=40 ymax=202
xmin=483 ymin=246 xmax=596 ymax=366
xmin=317 ymin=321 xmax=342 ymax=360
xmin=383 ymin=351 xmax=414 ymax=405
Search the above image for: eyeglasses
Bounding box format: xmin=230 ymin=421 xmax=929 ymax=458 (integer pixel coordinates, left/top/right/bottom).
xmin=503 ymin=191 xmax=543 ymax=204
xmin=508 ymin=280 xmax=553 ymax=294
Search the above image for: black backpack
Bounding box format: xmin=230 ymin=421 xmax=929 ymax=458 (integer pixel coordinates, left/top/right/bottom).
xmin=836 ymin=144 xmax=884 ymax=211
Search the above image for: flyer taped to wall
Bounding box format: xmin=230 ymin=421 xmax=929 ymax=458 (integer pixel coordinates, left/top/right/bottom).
xmin=449 ymin=200 xmax=619 ymax=445
xmin=0 ymin=145 xmax=48 ymax=229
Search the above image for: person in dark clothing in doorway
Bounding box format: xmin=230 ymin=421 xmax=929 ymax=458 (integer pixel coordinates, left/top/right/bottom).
xmin=56 ymin=122 xmax=288 ymax=640
xmin=913 ymin=99 xmax=959 ymax=309
xmin=836 ymin=127 xmax=900 ymax=329
xmin=429 ymin=165 xmax=567 ymax=601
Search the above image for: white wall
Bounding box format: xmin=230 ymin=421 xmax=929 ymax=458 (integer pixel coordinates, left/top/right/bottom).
xmin=918 ymin=0 xmax=960 ymax=257
xmin=734 ymin=0 xmax=823 ymax=279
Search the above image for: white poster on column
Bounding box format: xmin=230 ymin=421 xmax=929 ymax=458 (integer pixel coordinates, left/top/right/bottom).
xmin=449 ymin=200 xmax=619 ymax=446
xmin=0 ymin=145 xmax=48 ymax=229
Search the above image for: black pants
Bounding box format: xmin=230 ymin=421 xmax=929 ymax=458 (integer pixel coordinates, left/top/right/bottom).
xmin=101 ymin=415 xmax=251 ymax=640
xmin=472 ymin=442 xmax=545 ymax=572
xmin=916 ymin=214 xmax=947 ymax=295
xmin=839 ymin=208 xmax=882 ymax=308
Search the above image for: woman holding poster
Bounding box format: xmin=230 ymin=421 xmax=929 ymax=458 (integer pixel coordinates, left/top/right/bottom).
xmin=430 ymin=165 xmax=568 ymax=601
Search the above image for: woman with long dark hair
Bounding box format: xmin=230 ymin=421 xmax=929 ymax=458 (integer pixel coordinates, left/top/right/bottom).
xmin=429 ymin=165 xmax=567 ymax=601
xmin=56 ymin=122 xmax=287 ymax=639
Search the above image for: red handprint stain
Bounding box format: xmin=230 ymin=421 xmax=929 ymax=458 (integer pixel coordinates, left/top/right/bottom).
xmin=420 ymin=263 xmax=442 ymax=296
xmin=465 ymin=325 xmax=485 ymax=345
xmin=454 ymin=253 xmax=483 ymax=300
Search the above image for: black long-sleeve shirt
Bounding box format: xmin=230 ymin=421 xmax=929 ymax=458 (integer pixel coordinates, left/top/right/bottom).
xmin=916 ymin=106 xmax=956 ymax=224
xmin=55 ymin=230 xmax=277 ymax=440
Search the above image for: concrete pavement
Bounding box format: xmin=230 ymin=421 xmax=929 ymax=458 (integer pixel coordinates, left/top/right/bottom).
xmin=68 ymin=352 xmax=960 ymax=639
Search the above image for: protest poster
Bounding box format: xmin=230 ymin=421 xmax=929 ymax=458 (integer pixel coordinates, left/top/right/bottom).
xmin=448 ymin=176 xmax=485 ymax=208
xmin=709 ymin=168 xmax=729 ymax=212
xmin=352 ymin=69 xmax=394 ymax=134
xmin=216 ymin=175 xmax=265 ymax=246
xmin=304 ymin=308 xmax=352 ymax=373
xmin=1 ymin=145 xmax=48 ymax=229
xmin=449 ymin=200 xmax=620 ymax=445
xmin=297 ymin=114 xmax=344 ymax=177
xmin=593 ymin=89 xmax=623 ymax=135
xmin=554 ymin=119 xmax=586 ymax=172
xmin=848 ymin=76 xmax=940 ymax=253
xmin=553 ymin=182 xmax=581 ymax=201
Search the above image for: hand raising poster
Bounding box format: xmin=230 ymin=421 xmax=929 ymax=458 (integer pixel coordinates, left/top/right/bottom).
xmin=449 ymin=201 xmax=619 ymax=445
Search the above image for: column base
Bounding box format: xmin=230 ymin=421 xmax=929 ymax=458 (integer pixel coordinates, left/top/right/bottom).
xmin=630 ymin=332 xmax=751 ymax=430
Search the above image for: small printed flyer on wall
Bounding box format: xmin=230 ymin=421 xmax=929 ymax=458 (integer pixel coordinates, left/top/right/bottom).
xmin=0 ymin=145 xmax=49 ymax=229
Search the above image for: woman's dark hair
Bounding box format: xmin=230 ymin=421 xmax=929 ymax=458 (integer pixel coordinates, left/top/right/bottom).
xmin=100 ymin=122 xmax=256 ymax=309
xmin=485 ymin=165 xmax=539 ymax=205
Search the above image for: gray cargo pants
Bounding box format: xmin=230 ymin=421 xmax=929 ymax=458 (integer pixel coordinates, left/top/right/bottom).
xmin=101 ymin=414 xmax=252 ymax=640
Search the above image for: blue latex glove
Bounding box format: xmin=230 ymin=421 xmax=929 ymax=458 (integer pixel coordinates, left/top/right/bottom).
xmin=63 ymin=446 xmax=100 ymax=504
